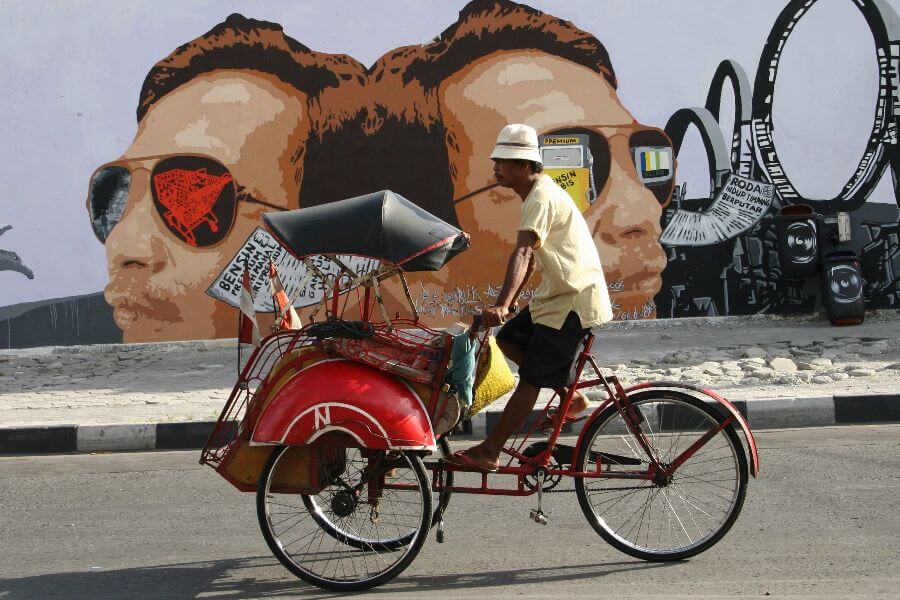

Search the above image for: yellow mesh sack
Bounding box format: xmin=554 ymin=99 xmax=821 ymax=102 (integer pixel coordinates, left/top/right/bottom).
xmin=469 ymin=336 xmax=515 ymax=416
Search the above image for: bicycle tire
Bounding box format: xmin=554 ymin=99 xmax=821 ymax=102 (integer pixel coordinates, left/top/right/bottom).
xmin=257 ymin=445 xmax=431 ymax=591
xmin=575 ymin=390 xmax=748 ymax=561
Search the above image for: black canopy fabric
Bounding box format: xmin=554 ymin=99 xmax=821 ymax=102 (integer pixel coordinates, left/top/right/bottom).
xmin=262 ymin=190 xmax=470 ymax=272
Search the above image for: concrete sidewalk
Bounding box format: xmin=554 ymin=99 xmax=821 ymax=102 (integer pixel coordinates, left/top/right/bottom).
xmin=1 ymin=311 xmax=899 ymax=453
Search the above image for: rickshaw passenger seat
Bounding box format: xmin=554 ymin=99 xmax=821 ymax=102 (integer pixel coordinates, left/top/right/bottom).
xmin=324 ymin=326 xmax=452 ymax=386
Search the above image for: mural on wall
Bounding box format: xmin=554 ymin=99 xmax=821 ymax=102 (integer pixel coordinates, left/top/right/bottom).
xmin=81 ymin=1 xmax=677 ymax=342
xmin=656 ymin=0 xmax=900 ymax=318
xmin=1 ymin=0 xmax=899 ymax=347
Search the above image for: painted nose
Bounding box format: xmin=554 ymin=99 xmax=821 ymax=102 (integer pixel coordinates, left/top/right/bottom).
xmin=105 ymin=188 xmax=167 ymax=275
xmin=591 ymin=155 xmax=663 ymax=245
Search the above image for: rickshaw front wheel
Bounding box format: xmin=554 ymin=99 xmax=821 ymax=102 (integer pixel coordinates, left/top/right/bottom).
xmin=257 ymin=444 xmax=432 ymax=591
xmin=574 ymin=390 xmax=748 ymax=561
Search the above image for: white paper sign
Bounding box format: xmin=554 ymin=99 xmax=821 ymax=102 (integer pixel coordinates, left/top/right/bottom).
xmin=660 ymin=173 xmax=775 ymax=246
xmin=206 ymin=227 xmax=380 ymax=311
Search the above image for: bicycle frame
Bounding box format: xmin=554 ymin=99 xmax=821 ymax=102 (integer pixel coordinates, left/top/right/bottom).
xmin=426 ymin=331 xmax=759 ymax=496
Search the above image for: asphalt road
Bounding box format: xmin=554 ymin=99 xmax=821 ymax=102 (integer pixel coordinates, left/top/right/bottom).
xmin=1 ymin=425 xmax=898 ymax=599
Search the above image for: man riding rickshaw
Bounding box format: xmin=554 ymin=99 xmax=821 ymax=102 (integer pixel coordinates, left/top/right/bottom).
xmin=200 ymin=123 xmax=757 ymax=593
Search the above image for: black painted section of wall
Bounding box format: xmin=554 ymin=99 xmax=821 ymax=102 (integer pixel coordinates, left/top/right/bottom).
xmin=155 ymin=422 xmax=219 ymax=450
xmin=834 ymin=394 xmax=900 ymax=423
xmin=856 ymin=204 xmax=900 ymax=309
xmin=656 ymin=202 xmax=900 ymax=317
xmin=0 ymin=292 xmax=122 ymax=349
xmin=0 ymin=426 xmax=77 ymax=454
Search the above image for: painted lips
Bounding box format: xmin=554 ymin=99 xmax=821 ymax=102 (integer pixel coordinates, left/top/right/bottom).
xmin=110 ymin=302 xmax=156 ymax=330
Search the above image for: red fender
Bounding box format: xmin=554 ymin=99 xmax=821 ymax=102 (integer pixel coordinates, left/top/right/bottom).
xmin=627 ymin=382 xmax=759 ymax=477
xmin=580 ymin=381 xmax=759 ymax=478
xmin=251 ymin=359 xmax=436 ymax=451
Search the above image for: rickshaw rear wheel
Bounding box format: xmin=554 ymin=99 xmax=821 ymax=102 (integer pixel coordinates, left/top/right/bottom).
xmin=257 ymin=445 xmax=432 ymax=591
xmin=301 ymin=437 xmax=452 ymax=551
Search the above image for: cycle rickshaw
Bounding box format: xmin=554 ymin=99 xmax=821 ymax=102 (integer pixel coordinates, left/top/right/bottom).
xmin=200 ymin=190 xmax=759 ymax=591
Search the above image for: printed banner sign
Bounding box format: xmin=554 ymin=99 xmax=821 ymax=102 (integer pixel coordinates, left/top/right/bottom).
xmin=206 ymin=227 xmax=380 ymax=311
xmin=660 ymin=173 xmax=775 ymax=246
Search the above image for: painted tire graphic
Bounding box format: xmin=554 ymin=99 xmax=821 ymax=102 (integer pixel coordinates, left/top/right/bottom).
xmin=705 ymin=59 xmax=754 ymax=176
xmin=665 ymin=106 xmax=732 ymax=200
xmin=751 ymin=0 xmax=900 ymax=213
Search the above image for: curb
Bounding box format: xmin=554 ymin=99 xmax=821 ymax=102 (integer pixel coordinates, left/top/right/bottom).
xmin=1 ymin=393 xmax=898 ymax=455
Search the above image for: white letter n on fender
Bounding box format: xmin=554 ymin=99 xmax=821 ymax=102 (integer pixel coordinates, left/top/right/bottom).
xmin=314 ymin=405 xmax=331 ymax=430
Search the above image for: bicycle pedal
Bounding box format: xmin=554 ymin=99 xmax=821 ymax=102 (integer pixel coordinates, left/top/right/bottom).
xmin=529 ymin=509 xmax=548 ymax=525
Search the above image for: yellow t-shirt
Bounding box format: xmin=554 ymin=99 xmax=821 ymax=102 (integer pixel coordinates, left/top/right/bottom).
xmin=518 ymin=174 xmax=613 ymax=330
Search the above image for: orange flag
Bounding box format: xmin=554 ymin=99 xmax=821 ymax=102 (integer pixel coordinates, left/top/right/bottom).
xmin=269 ymin=261 xmax=302 ymax=331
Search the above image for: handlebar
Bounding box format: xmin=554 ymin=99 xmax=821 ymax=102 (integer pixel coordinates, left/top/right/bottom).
xmin=469 ymin=305 xmax=518 ymax=337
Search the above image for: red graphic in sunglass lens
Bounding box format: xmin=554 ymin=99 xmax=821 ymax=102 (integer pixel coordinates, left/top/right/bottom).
xmin=153 ymin=167 xmax=233 ymax=247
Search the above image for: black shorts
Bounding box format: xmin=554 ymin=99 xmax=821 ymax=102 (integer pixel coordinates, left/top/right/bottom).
xmin=495 ymin=307 xmax=589 ymax=389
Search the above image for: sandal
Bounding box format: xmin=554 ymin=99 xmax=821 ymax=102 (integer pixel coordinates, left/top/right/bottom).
xmin=442 ymin=450 xmax=499 ymax=473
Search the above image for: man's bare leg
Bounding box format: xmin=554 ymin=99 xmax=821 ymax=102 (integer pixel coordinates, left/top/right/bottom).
xmin=498 ymin=339 xmax=589 ymax=418
xmin=555 ymin=385 xmax=589 ymax=416
xmin=459 ymin=379 xmax=541 ymax=470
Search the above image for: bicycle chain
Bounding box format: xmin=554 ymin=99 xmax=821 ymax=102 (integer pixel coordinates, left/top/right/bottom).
xmin=541 ymin=486 xmax=575 ymax=494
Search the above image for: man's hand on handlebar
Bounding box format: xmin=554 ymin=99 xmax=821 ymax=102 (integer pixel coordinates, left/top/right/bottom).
xmin=481 ymin=305 xmax=511 ymax=328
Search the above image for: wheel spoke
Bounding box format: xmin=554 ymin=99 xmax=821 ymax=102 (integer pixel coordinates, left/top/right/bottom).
xmin=662 ymin=488 xmax=693 ymax=545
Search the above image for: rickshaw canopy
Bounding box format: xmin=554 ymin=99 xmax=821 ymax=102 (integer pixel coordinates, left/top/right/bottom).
xmin=263 ymin=190 xmax=469 ymax=271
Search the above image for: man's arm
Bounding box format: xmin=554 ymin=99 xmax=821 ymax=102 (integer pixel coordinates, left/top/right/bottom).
xmin=482 ymin=230 xmax=539 ymax=327
xmin=511 ymin=252 xmax=535 ymax=304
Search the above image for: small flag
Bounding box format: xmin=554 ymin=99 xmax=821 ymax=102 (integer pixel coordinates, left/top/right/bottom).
xmin=239 ymin=267 xmax=261 ymax=346
xmin=269 ymin=261 xmax=302 ymax=331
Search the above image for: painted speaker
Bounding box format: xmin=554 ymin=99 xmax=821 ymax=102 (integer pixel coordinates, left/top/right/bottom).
xmin=820 ymin=250 xmax=865 ymax=326
xmin=775 ymin=204 xmax=819 ymax=278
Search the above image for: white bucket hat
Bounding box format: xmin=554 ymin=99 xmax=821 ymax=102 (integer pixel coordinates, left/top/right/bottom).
xmin=490 ymin=123 xmax=542 ymax=164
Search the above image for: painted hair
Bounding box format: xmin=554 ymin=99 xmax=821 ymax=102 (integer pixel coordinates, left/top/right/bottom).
xmin=136 ymin=13 xmax=365 ymax=123
xmin=403 ymin=0 xmax=617 ymax=91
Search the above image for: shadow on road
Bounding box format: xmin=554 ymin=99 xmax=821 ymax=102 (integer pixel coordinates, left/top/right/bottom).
xmin=375 ymin=559 xmax=673 ymax=593
xmin=0 ymin=557 xmax=318 ymax=600
xmin=0 ymin=556 xmax=673 ymax=598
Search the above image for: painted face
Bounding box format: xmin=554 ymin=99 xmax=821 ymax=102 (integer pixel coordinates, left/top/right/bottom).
xmin=438 ymin=51 xmax=672 ymax=320
xmin=97 ymin=71 xmax=308 ymax=342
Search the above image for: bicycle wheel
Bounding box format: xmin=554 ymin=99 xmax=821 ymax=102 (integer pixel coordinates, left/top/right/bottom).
xmin=304 ymin=437 xmax=452 ymax=551
xmin=575 ymin=390 xmax=748 ymax=561
xmin=257 ymin=445 xmax=432 ymax=591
